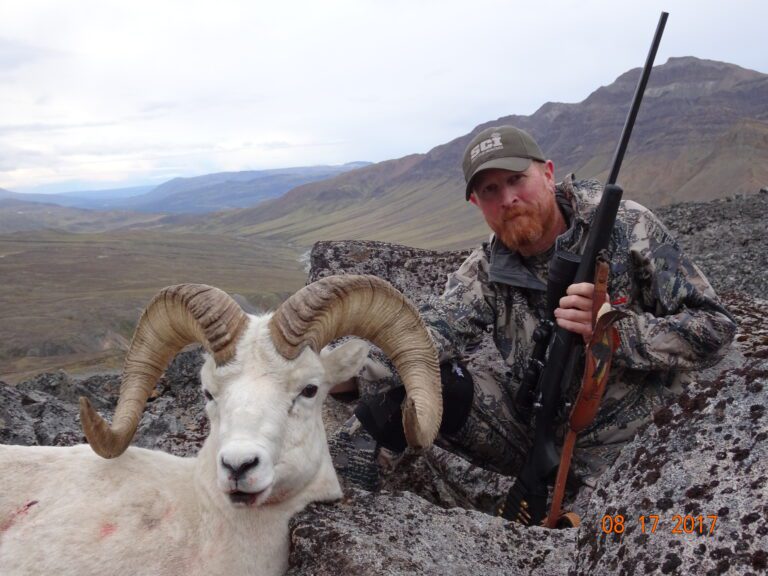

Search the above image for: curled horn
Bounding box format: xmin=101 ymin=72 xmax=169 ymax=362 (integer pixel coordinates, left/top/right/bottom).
xmin=269 ymin=275 xmax=442 ymax=449
xmin=80 ymin=284 xmax=249 ymax=458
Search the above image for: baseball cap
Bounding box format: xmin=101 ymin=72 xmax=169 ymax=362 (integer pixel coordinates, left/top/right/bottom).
xmin=462 ymin=126 xmax=546 ymax=200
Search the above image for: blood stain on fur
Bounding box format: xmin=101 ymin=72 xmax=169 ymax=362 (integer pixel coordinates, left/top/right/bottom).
xmin=99 ymin=522 xmax=118 ymax=539
xmin=0 ymin=500 xmax=39 ymax=533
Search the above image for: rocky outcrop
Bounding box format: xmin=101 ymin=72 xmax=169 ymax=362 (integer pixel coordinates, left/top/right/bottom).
xmin=1 ymin=236 xmax=766 ymax=576
xmin=290 ymin=488 xmax=577 ymax=576
xmin=574 ymin=353 xmax=768 ymax=575
xmin=656 ymin=189 xmax=768 ymax=299
xmin=287 ymin=240 xmax=767 ymax=576
xmin=0 ymin=350 xmax=208 ymax=456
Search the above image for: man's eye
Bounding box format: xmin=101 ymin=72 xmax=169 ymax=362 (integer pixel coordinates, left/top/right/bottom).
xmin=300 ymin=384 xmax=319 ymax=398
xmin=203 ymin=390 xmax=214 ymax=402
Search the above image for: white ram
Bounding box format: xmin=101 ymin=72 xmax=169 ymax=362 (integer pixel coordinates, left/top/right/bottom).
xmin=0 ymin=275 xmax=442 ymax=576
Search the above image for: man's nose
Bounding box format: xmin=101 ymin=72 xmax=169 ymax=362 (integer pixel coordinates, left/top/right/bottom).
xmin=499 ymin=184 xmax=519 ymax=207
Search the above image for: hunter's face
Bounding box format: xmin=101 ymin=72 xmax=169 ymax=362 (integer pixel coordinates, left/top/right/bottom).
xmin=469 ymin=161 xmax=561 ymax=256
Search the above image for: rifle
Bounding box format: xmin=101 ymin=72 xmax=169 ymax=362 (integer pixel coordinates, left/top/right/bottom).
xmin=501 ymin=11 xmax=669 ymax=527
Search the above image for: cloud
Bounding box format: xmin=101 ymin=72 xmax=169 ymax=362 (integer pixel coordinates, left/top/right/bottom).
xmin=136 ymin=101 xmax=182 ymax=120
xmin=0 ymin=146 xmax=46 ymax=172
xmin=0 ymin=120 xmax=118 ymax=135
xmin=0 ymin=0 xmax=766 ymax=192
xmin=0 ymin=37 xmax=58 ymax=72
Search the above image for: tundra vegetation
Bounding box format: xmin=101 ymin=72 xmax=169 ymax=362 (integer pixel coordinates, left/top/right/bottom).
xmin=0 ymin=230 xmax=306 ymax=382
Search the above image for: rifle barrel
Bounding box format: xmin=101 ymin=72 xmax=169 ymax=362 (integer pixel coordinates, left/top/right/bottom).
xmin=607 ymin=11 xmax=668 ymax=186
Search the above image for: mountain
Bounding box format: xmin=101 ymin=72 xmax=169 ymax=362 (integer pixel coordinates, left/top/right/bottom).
xmin=1 ymin=185 xmax=156 ymax=210
xmin=3 ymin=163 xmax=370 ymax=214
xmin=174 ymin=57 xmax=768 ymax=250
xmin=116 ymin=163 xmax=371 ymax=213
xmin=57 ymin=185 xmax=157 ymax=204
xmin=0 ymin=199 xmax=165 ymax=233
xmin=0 ymin=188 xmax=94 ymax=208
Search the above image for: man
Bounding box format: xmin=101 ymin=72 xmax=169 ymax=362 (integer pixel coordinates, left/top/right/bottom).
xmin=330 ymin=125 xmax=736 ymax=499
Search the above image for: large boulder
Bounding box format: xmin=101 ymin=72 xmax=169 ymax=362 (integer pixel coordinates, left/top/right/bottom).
xmin=286 ymin=240 xmax=767 ymax=576
xmin=290 ymin=488 xmax=576 ymax=576
xmin=574 ymin=354 xmax=767 ymax=575
xmin=0 ymin=349 xmax=209 ymax=456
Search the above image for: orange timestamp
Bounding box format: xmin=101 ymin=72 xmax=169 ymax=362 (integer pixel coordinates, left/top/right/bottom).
xmin=601 ymin=514 xmax=718 ymax=535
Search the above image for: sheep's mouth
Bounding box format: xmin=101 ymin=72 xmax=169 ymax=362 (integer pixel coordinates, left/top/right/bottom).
xmin=228 ymin=489 xmax=267 ymax=507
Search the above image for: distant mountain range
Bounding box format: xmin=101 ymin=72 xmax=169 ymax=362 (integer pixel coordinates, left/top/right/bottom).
xmin=3 ymin=57 xmax=766 ymax=250
xmin=0 ymin=197 xmax=164 ymax=233
xmin=0 ymin=185 xmax=156 ymax=209
xmin=167 ymin=57 xmax=767 ymax=250
xmin=2 ymin=163 xmax=370 ymax=214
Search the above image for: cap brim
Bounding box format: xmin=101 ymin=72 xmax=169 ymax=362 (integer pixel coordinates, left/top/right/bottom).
xmin=465 ymin=157 xmax=533 ymax=200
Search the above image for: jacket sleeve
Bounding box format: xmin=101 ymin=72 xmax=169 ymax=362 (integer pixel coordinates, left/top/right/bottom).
xmin=418 ymin=245 xmax=497 ymax=362
xmin=613 ymin=203 xmax=737 ymax=371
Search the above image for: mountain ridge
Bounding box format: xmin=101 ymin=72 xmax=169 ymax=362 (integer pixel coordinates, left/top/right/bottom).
xmin=2 ymin=163 xmax=371 ymax=214
xmin=165 ymin=56 xmax=767 ymax=249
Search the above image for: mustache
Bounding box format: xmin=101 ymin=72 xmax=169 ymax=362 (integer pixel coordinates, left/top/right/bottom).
xmin=501 ymin=205 xmax=534 ymax=222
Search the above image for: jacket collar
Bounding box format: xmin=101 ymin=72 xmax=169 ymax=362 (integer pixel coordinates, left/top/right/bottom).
xmin=488 ymin=240 xmax=549 ymax=291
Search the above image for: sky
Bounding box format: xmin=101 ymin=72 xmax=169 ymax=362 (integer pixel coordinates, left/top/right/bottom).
xmin=1 ymin=0 xmax=766 ymax=194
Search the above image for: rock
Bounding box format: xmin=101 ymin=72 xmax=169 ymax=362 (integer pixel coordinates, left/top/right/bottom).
xmin=0 ymin=384 xmax=38 ymax=445
xmin=656 ymin=192 xmax=768 ymax=300
xmin=286 ymin=239 xmax=766 ymax=576
xmin=288 ymin=489 xmax=576 ymax=576
xmin=574 ymin=355 xmax=768 ymax=575
xmin=0 ymin=350 xmax=208 ymax=454
xmin=308 ymin=240 xmax=471 ymax=305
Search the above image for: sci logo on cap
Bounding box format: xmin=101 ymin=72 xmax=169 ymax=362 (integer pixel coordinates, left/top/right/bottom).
xmin=470 ymin=132 xmax=503 ymax=162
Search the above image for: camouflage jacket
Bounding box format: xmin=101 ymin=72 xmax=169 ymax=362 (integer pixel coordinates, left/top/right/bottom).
xmin=420 ymin=175 xmax=737 ymax=478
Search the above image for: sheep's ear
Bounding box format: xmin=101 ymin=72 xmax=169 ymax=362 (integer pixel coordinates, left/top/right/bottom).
xmin=320 ymin=339 xmax=370 ymax=385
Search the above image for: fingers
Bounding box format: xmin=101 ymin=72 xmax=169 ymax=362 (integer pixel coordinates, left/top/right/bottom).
xmin=560 ymin=282 xmax=595 ymax=308
xmin=558 ymin=294 xmax=593 ymax=313
xmin=556 ymin=282 xmax=596 ymax=341
xmin=554 ymin=308 xmax=592 ymax=340
xmin=566 ymin=283 xmax=595 ymax=296
xmin=554 ymin=306 xmax=592 ymax=325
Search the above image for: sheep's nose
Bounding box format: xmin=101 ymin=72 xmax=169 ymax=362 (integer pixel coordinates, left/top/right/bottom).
xmin=221 ymin=455 xmax=260 ymax=480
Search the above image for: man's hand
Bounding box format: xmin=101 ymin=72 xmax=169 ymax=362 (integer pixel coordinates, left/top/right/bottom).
xmin=554 ymin=282 xmax=602 ymax=341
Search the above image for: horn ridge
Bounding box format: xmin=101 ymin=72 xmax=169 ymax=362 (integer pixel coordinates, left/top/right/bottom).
xmin=80 ymin=284 xmax=249 ymax=459
xmin=269 ymin=274 xmax=442 ymax=449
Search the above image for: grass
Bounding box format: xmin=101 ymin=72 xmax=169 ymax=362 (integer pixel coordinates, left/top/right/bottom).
xmin=0 ymin=229 xmax=306 ymax=383
xmin=177 ymin=177 xmax=493 ymax=251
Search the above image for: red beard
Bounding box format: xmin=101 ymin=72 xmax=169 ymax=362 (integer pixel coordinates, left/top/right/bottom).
xmin=497 ymin=193 xmax=558 ymax=253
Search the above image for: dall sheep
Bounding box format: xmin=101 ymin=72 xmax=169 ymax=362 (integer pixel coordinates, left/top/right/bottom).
xmin=0 ymin=275 xmax=442 ymax=576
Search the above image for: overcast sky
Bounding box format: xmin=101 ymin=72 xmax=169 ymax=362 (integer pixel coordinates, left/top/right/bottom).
xmin=2 ymin=0 xmax=765 ymax=194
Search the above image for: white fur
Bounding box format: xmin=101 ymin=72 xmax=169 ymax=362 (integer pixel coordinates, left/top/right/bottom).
xmin=0 ymin=314 xmax=369 ymax=576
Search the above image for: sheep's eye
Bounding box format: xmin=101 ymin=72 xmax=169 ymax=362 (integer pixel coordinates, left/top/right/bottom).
xmin=300 ymin=384 xmax=319 ymax=399
xmin=203 ymin=390 xmax=214 ymax=402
